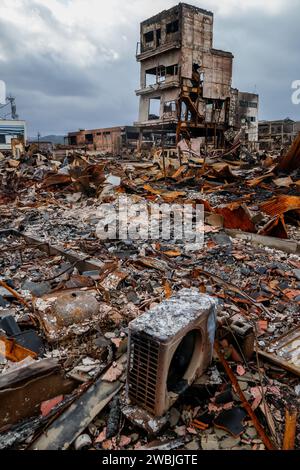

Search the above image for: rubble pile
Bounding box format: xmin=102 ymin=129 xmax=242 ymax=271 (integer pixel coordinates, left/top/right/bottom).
xmin=0 ymin=142 xmax=299 ymax=451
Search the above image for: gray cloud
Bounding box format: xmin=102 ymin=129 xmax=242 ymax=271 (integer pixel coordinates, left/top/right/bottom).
xmin=0 ymin=0 xmax=299 ymax=136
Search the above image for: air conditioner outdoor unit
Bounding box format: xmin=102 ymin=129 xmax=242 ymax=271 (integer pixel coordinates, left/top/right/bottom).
xmin=127 ymin=289 xmax=217 ymax=417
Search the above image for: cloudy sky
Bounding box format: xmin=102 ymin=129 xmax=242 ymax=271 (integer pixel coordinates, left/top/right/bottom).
xmin=0 ymin=0 xmax=299 ymax=136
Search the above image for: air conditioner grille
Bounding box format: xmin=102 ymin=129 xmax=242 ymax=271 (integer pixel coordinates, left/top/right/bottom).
xmin=128 ymin=332 xmax=160 ymax=413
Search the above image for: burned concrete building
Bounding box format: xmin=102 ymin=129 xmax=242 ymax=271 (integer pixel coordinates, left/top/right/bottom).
xmin=66 ymin=4 xmax=259 ymax=154
xmin=67 ymin=126 xmax=140 ymax=154
xmin=258 ymin=118 xmax=300 ymax=151
xmin=235 ymin=91 xmax=259 ymax=147
xmin=135 ymin=3 xmax=259 ymax=149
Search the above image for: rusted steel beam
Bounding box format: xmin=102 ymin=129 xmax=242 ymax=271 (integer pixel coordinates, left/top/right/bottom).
xmin=283 ymin=407 xmax=298 ymax=450
xmin=214 ymin=341 xmax=277 ymax=450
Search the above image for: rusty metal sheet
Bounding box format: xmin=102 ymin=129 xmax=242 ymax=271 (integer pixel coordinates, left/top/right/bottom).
xmin=161 ymin=190 xmax=187 ymax=202
xmin=260 ymin=195 xmax=300 ymax=217
xmin=135 ymin=256 xmax=169 ymax=272
xmin=143 ymin=184 xmax=162 ymax=195
xmin=259 ymin=326 xmax=300 ymax=377
xmin=171 ymin=165 xmax=188 ymax=180
xmin=41 ymin=164 xmax=105 ymax=193
xmin=41 ymin=173 xmax=72 ymax=188
xmin=0 ymin=336 xmax=37 ymax=362
xmin=215 ymin=204 xmax=256 ymax=232
xmin=247 ymin=171 xmax=275 ymax=188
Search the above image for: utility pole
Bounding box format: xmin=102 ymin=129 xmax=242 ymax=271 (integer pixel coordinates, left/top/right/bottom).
xmin=7 ymin=95 xmax=18 ymax=120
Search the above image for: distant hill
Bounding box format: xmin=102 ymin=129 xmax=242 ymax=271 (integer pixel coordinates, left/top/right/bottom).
xmin=28 ymin=135 xmax=66 ymax=145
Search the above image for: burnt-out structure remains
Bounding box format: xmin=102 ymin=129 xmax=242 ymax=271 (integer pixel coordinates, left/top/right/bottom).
xmin=67 ymin=126 xmax=140 ymax=154
xmin=135 ymin=3 xmax=258 ymax=149
xmin=235 ymin=91 xmax=259 ymax=148
xmin=258 ymin=118 xmax=300 ymax=151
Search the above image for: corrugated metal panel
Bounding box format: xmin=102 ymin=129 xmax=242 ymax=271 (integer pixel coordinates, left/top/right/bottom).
xmin=260 ymin=195 xmax=300 ymax=217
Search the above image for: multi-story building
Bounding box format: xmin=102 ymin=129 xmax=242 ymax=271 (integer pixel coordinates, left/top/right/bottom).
xmin=235 ymin=91 xmax=259 ymax=147
xmin=67 ymin=3 xmax=259 ymax=154
xmin=258 ymin=118 xmax=300 ymax=151
xmin=135 ymin=3 xmax=258 ymax=149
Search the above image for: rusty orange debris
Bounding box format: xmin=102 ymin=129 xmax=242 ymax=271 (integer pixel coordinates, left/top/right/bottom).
xmin=260 ymin=195 xmax=300 ymax=217
xmin=258 ymin=215 xmax=288 ymax=239
xmin=282 ymin=407 xmax=298 ymax=450
xmin=215 ymin=204 xmax=256 ymax=232
xmin=277 ymin=131 xmax=300 ymax=172
xmin=0 ymin=336 xmax=37 ymax=362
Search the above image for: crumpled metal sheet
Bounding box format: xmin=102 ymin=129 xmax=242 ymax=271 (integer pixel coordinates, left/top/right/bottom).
xmin=215 ymin=204 xmax=256 ymax=232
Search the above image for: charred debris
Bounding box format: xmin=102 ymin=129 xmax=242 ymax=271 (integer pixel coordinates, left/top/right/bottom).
xmin=0 ymin=2 xmax=300 ymax=453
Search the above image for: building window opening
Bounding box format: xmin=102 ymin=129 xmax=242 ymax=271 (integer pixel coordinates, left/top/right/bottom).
xmin=166 ymin=19 xmax=179 ymax=34
xmin=149 ymin=98 xmax=161 ymax=120
xmin=157 ymin=66 xmax=166 ymax=83
xmin=144 ymin=31 xmax=154 ymax=44
xmin=164 ymin=101 xmax=176 ymax=114
xmin=127 ymin=132 xmax=139 ymax=140
xmin=85 ymin=134 xmax=94 ymax=143
xmin=180 ymin=101 xmax=188 ymax=121
xmin=156 ymin=29 xmax=161 ymax=46
xmin=145 ymin=67 xmax=157 ymax=87
xmin=166 ymin=64 xmax=179 ymax=79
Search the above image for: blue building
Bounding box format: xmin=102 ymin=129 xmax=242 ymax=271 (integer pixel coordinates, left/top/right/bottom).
xmin=0 ymin=119 xmax=27 ymax=150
